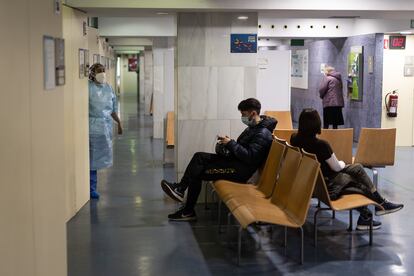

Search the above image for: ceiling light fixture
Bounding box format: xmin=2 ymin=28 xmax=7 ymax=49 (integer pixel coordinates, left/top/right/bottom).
xmin=400 ymin=31 xmax=412 ymax=35
xmin=156 ymin=12 xmax=169 ymax=15
xmin=238 ymin=16 xmax=249 ymax=20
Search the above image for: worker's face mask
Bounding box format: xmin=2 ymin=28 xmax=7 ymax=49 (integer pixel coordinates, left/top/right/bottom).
xmin=95 ymin=72 xmax=106 ymax=84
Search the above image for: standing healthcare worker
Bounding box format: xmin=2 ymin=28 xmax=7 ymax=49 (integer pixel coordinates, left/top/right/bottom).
xmin=88 ymin=63 xmax=123 ymax=199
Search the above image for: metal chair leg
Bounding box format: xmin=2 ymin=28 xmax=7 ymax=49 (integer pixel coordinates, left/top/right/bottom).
xmin=300 ymin=227 xmax=304 ymax=265
xmin=210 ymin=189 xmax=216 ymax=203
xmin=204 ymin=182 xmax=209 ymax=210
xmin=284 ymin=226 xmax=288 ymax=256
xmin=347 ymin=209 xmax=353 ymax=232
xmin=226 ymin=212 xmax=232 ymax=246
xmin=372 ymin=168 xmax=378 ymax=189
xmin=332 ymin=210 xmax=336 ymax=219
xmin=314 ymin=208 xmax=321 ymax=248
xmin=256 ymin=228 xmax=262 ymax=250
xmin=369 ymin=215 xmax=373 ymax=246
xmin=218 ymin=199 xmax=223 ymax=233
xmin=317 ymin=199 xmax=321 ymax=208
xmin=237 ymin=226 xmax=243 ymax=266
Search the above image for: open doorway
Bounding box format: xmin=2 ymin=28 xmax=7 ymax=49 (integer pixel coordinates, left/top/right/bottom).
xmin=116 ymin=54 xmax=139 ymax=97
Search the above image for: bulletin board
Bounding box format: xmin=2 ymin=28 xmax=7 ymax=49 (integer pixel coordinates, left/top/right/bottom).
xmin=291 ymin=49 xmax=308 ymax=89
xmin=348 ymin=46 xmax=364 ymax=101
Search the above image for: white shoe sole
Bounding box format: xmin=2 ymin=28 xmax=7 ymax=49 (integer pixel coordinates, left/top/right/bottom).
xmin=168 ymin=215 xmax=197 ymax=222
xmin=161 ymin=181 xmax=184 ymax=203
xmin=356 ymin=224 xmax=381 ymax=231
xmin=375 ymin=206 xmax=403 ymax=216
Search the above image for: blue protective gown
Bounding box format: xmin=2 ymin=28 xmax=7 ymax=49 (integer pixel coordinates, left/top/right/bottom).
xmin=88 ymin=80 xmax=118 ymax=170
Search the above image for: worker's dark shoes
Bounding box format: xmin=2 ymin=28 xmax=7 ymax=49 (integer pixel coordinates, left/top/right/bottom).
xmin=161 ymin=180 xmax=185 ymax=203
xmin=168 ymin=208 xmax=197 ymax=221
xmin=356 ymin=215 xmax=382 ymax=231
xmin=375 ymin=200 xmax=404 ymax=216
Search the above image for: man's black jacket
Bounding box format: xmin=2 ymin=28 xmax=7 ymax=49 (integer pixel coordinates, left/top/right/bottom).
xmin=226 ymin=115 xmax=277 ymax=168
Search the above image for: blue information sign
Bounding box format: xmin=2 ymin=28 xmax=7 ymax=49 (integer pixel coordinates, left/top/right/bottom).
xmin=230 ymin=34 xmax=257 ymax=53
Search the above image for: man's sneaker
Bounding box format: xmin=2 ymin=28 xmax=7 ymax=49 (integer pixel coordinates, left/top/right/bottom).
xmin=356 ymin=215 xmax=382 ymax=231
xmin=161 ymin=180 xmax=184 ymax=202
xmin=168 ymin=208 xmax=197 ymax=221
xmin=375 ymin=200 xmax=404 ymax=216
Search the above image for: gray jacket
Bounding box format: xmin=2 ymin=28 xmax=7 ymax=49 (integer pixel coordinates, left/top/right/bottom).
xmin=319 ymin=71 xmax=344 ymax=108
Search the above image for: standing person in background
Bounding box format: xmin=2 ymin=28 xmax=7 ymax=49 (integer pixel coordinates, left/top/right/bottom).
xmin=319 ymin=66 xmax=345 ymax=129
xmin=88 ymin=63 xmax=123 ymax=199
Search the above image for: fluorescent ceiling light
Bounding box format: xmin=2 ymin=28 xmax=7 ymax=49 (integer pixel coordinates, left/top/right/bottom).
xmin=157 ymin=12 xmax=169 ymax=15
xmin=400 ymin=31 xmax=412 ymax=35
xmin=238 ymin=16 xmax=249 ymax=20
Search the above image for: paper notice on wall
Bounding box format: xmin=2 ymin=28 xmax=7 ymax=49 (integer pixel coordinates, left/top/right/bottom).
xmin=404 ymin=56 xmax=414 ymax=77
xmin=291 ymin=49 xmax=308 ymax=89
xmin=257 ymin=57 xmax=268 ymax=69
xmin=320 ymin=63 xmax=326 ymax=74
xmin=43 ymin=36 xmax=56 ymax=90
xmin=405 ymin=56 xmax=414 ymax=65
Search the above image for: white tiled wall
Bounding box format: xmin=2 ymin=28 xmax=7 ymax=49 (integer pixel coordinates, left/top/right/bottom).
xmin=176 ymin=12 xmax=258 ymax=178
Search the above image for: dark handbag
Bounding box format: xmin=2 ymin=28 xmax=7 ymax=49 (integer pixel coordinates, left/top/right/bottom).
xmin=215 ymin=142 xmax=231 ymax=157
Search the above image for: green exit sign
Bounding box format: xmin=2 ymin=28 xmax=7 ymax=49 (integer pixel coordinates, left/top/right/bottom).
xmin=291 ymin=39 xmax=305 ymax=46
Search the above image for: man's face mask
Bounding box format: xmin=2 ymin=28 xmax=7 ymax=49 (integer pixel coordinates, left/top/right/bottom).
xmin=241 ymin=111 xmax=256 ymax=127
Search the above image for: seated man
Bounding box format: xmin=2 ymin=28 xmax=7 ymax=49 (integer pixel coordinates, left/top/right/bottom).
xmin=161 ymin=98 xmax=277 ymax=221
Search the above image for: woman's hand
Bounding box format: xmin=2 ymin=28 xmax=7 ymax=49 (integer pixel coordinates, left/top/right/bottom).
xmin=117 ymin=124 xmax=123 ymax=135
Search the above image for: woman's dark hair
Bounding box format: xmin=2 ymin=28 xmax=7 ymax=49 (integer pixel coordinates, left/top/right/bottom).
xmin=238 ymin=98 xmax=261 ymax=114
xmin=298 ymin=108 xmax=321 ymax=136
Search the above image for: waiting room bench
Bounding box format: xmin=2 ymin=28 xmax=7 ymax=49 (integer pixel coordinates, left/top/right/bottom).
xmin=264 ymin=110 xmax=293 ymax=129
xmin=166 ymin=111 xmax=175 ymax=148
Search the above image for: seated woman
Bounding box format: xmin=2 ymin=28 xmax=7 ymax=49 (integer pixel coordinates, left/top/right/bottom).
xmin=290 ymin=108 xmax=403 ymax=230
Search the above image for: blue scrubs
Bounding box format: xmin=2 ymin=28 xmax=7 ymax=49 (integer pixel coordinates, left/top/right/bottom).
xmin=88 ymin=80 xmax=118 ymax=197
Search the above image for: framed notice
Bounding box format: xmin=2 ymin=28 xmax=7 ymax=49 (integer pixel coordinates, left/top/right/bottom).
xmin=291 ymin=49 xmax=308 ymax=89
xmin=128 ymin=58 xmax=138 ymax=71
xmin=230 ymin=34 xmax=257 ymax=53
xmin=43 ymin=36 xmax=56 ymax=90
xmin=84 ymin=49 xmax=90 ymax=77
xmin=348 ymin=46 xmax=364 ymax=101
xmin=93 ymin=54 xmax=100 ymax=64
xmin=79 ymin=49 xmax=85 ymax=79
xmin=54 ymin=38 xmax=65 ymax=86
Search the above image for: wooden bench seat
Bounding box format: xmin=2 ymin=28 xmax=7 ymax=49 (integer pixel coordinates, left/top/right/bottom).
xmin=166 ymin=111 xmax=175 ymax=148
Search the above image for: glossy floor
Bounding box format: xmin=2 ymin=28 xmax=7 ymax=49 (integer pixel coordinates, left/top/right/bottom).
xmin=67 ymin=94 xmax=413 ymax=276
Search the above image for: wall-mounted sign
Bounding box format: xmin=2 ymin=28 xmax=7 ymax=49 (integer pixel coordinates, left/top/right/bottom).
xmin=43 ymin=36 xmax=56 ymax=90
xmin=128 ymin=58 xmax=138 ymax=71
xmin=404 ymin=56 xmax=414 ymax=77
xmin=389 ymin=36 xmax=406 ymax=50
xmin=348 ymin=46 xmax=364 ymax=101
xmin=54 ymin=38 xmax=65 ymax=86
xmin=83 ymin=21 xmax=87 ymax=36
xmin=93 ymin=54 xmax=100 ymax=64
xmin=230 ymin=34 xmax=257 ymax=53
xmin=84 ymin=49 xmax=90 ymax=77
xmin=411 ymin=19 xmax=414 ymax=29
xmin=79 ymin=49 xmax=85 ymax=79
xmin=291 ymin=49 xmax=308 ymax=89
xmin=54 ymin=0 xmax=61 ymax=15
xmin=384 ymin=39 xmax=389 ymax=49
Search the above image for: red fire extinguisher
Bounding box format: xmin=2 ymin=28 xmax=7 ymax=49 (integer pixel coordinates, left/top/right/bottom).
xmin=385 ymin=90 xmax=398 ymax=117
